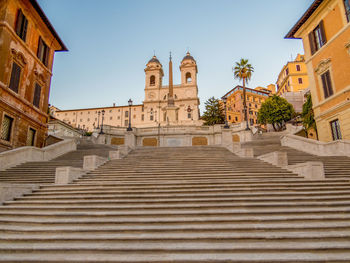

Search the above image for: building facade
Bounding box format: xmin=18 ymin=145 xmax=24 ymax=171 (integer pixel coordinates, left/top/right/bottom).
xmin=276 ymin=54 xmax=309 ymax=96
xmin=222 ymin=86 xmax=270 ymax=126
xmin=52 ymin=53 xmax=201 ymax=131
xmin=0 ymin=0 xmax=67 ymax=151
xmin=286 ymin=0 xmax=350 ymax=142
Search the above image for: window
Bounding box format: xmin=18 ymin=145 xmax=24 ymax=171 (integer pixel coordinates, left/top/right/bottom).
xmin=87 ymin=118 xmax=90 ymax=121
xmin=9 ymin=62 xmax=21 ymax=93
xmin=188 ymin=113 xmax=192 ymax=119
xmin=133 ymin=115 xmax=136 ymax=119
xmin=330 ymin=119 xmax=342 ymax=140
xmin=321 ymin=70 xmax=333 ymax=98
xmin=80 ymin=119 xmax=82 ymax=122
xmin=344 ymin=0 xmax=350 ymax=22
xmin=296 ymin=65 xmax=301 ymax=71
xmin=26 ymin=128 xmax=36 ymax=146
xmin=285 ymin=68 xmax=289 ymax=75
xmin=142 ymin=106 xmax=144 ymax=112
xmin=33 ymin=83 xmax=41 ymax=108
xmin=186 ymin=72 xmax=192 ymax=83
xmin=124 ymin=120 xmax=128 ymax=126
xmin=1 ymin=115 xmax=14 ymax=142
xmin=298 ymin=78 xmax=303 ymax=84
xmin=235 ymin=117 xmax=238 ymax=122
xmin=309 ymin=21 xmax=327 ymax=55
xmin=37 ymin=37 xmax=50 ymax=66
xmin=15 ymin=9 xmax=28 ymax=41
xmin=88 ymin=112 xmax=90 ymax=114
xmin=117 ymin=116 xmax=120 ymax=120
xmin=150 ymin=115 xmax=154 ymax=121
xmin=109 ymin=117 xmax=112 ymax=120
xmin=228 ymin=115 xmax=231 ymax=120
xmin=141 ymin=114 xmax=144 ymax=121
xmin=125 ymin=111 xmax=128 ymax=117
xmin=80 ymin=112 xmax=83 ymax=115
xmin=150 ymin=75 xmax=155 ymax=86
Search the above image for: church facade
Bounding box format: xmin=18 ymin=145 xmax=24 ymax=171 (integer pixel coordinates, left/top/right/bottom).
xmin=51 ymin=52 xmax=201 ymax=131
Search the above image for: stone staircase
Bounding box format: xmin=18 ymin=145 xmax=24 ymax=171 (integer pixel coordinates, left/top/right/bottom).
xmin=0 ymin=140 xmax=115 ymax=184
xmin=243 ymin=132 xmax=350 ymax=179
xmin=0 ymin=146 xmax=350 ymax=262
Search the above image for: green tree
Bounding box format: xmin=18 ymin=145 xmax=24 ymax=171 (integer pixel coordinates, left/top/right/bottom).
xmin=202 ymin=97 xmax=225 ymax=126
xmin=258 ymin=95 xmax=295 ymax=131
xmin=301 ymin=94 xmax=317 ymax=138
xmin=233 ymin=58 xmax=254 ymax=130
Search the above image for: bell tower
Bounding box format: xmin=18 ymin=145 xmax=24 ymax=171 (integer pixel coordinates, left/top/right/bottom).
xmin=144 ymin=56 xmax=163 ymax=101
xmin=180 ymin=52 xmax=197 ymax=86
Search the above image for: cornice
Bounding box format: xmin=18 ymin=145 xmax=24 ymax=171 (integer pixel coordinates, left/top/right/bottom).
xmin=313 ymin=85 xmax=350 ymax=110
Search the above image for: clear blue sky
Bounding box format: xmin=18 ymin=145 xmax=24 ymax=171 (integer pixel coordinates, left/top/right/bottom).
xmin=38 ymin=0 xmax=313 ymax=112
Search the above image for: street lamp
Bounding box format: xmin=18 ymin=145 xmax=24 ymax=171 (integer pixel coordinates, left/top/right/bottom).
xmin=127 ymin=99 xmax=133 ymax=131
xmin=97 ymin=111 xmax=101 ymax=129
xmin=222 ymin=96 xmax=230 ymax=129
xmin=99 ymin=109 xmax=105 ymax=134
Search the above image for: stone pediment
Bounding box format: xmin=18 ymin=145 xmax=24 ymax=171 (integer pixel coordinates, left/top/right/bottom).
xmin=314 ymin=58 xmax=331 ymax=74
xmin=11 ymin=48 xmax=27 ymax=66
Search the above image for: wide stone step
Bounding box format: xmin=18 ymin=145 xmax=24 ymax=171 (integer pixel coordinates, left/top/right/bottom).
xmin=1 ymin=228 xmax=349 ymax=239
xmin=1 ymin=251 xmax=350 ymax=262
xmin=0 ymin=239 xmax=349 ymax=251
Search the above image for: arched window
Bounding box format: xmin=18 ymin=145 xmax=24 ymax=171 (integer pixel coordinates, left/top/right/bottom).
xmin=150 ymin=75 xmax=155 ymax=86
xmin=185 ymin=72 xmax=192 ymax=83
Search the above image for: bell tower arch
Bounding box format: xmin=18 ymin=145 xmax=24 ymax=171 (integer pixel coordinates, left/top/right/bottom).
xmin=145 ymin=56 xmax=163 ymax=89
xmin=180 ymin=52 xmax=197 ymax=85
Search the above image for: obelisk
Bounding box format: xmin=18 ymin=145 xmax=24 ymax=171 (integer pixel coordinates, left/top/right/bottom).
xmin=165 ymin=52 xmax=179 ymax=124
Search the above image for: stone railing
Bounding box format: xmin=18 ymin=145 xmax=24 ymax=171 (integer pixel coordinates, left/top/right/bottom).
xmin=0 ymin=139 xmax=77 ymax=171
xmin=281 ymin=134 xmax=350 ymax=157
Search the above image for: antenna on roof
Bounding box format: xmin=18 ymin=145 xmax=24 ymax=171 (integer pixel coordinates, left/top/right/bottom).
xmin=153 ymin=50 xmax=156 ymax=56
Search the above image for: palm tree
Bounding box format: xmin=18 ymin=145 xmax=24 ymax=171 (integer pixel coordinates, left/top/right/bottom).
xmin=233 ymin=58 xmax=254 ymax=130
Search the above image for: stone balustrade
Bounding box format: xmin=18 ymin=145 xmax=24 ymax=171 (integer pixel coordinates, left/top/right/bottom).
xmin=0 ymin=139 xmax=77 ymax=171
xmin=281 ymin=134 xmax=350 ymax=157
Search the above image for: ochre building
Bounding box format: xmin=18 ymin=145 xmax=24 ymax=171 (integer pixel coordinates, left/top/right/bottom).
xmin=52 ymin=53 xmax=201 ymax=131
xmin=222 ymin=86 xmax=271 ymax=126
xmin=0 ymin=0 xmax=67 ymax=151
xmin=276 ymin=54 xmax=309 ymax=96
xmin=286 ymin=0 xmax=350 ymax=142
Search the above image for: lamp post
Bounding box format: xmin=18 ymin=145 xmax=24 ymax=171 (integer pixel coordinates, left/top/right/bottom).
xmin=99 ymin=109 xmax=105 ymax=134
xmin=222 ymin=97 xmax=230 ymax=129
xmin=97 ymin=111 xmax=101 ymax=129
xmin=127 ymin=99 xmax=133 ymax=131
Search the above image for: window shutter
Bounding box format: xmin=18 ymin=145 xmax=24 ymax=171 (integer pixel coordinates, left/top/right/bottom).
xmin=9 ymin=62 xmax=21 ymax=93
xmin=37 ymin=37 xmax=43 ymax=59
xmin=321 ymin=73 xmax=329 ymax=98
xmin=15 ymin=10 xmax=23 ymax=36
xmin=22 ymin=17 xmax=28 ymax=42
xmin=319 ymin=20 xmax=327 ymax=45
xmin=325 ymin=71 xmax=333 ymax=97
xmin=44 ymin=46 xmax=50 ymax=66
xmin=308 ymin=31 xmax=316 ymax=55
xmin=33 ymin=83 xmax=41 ymax=108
